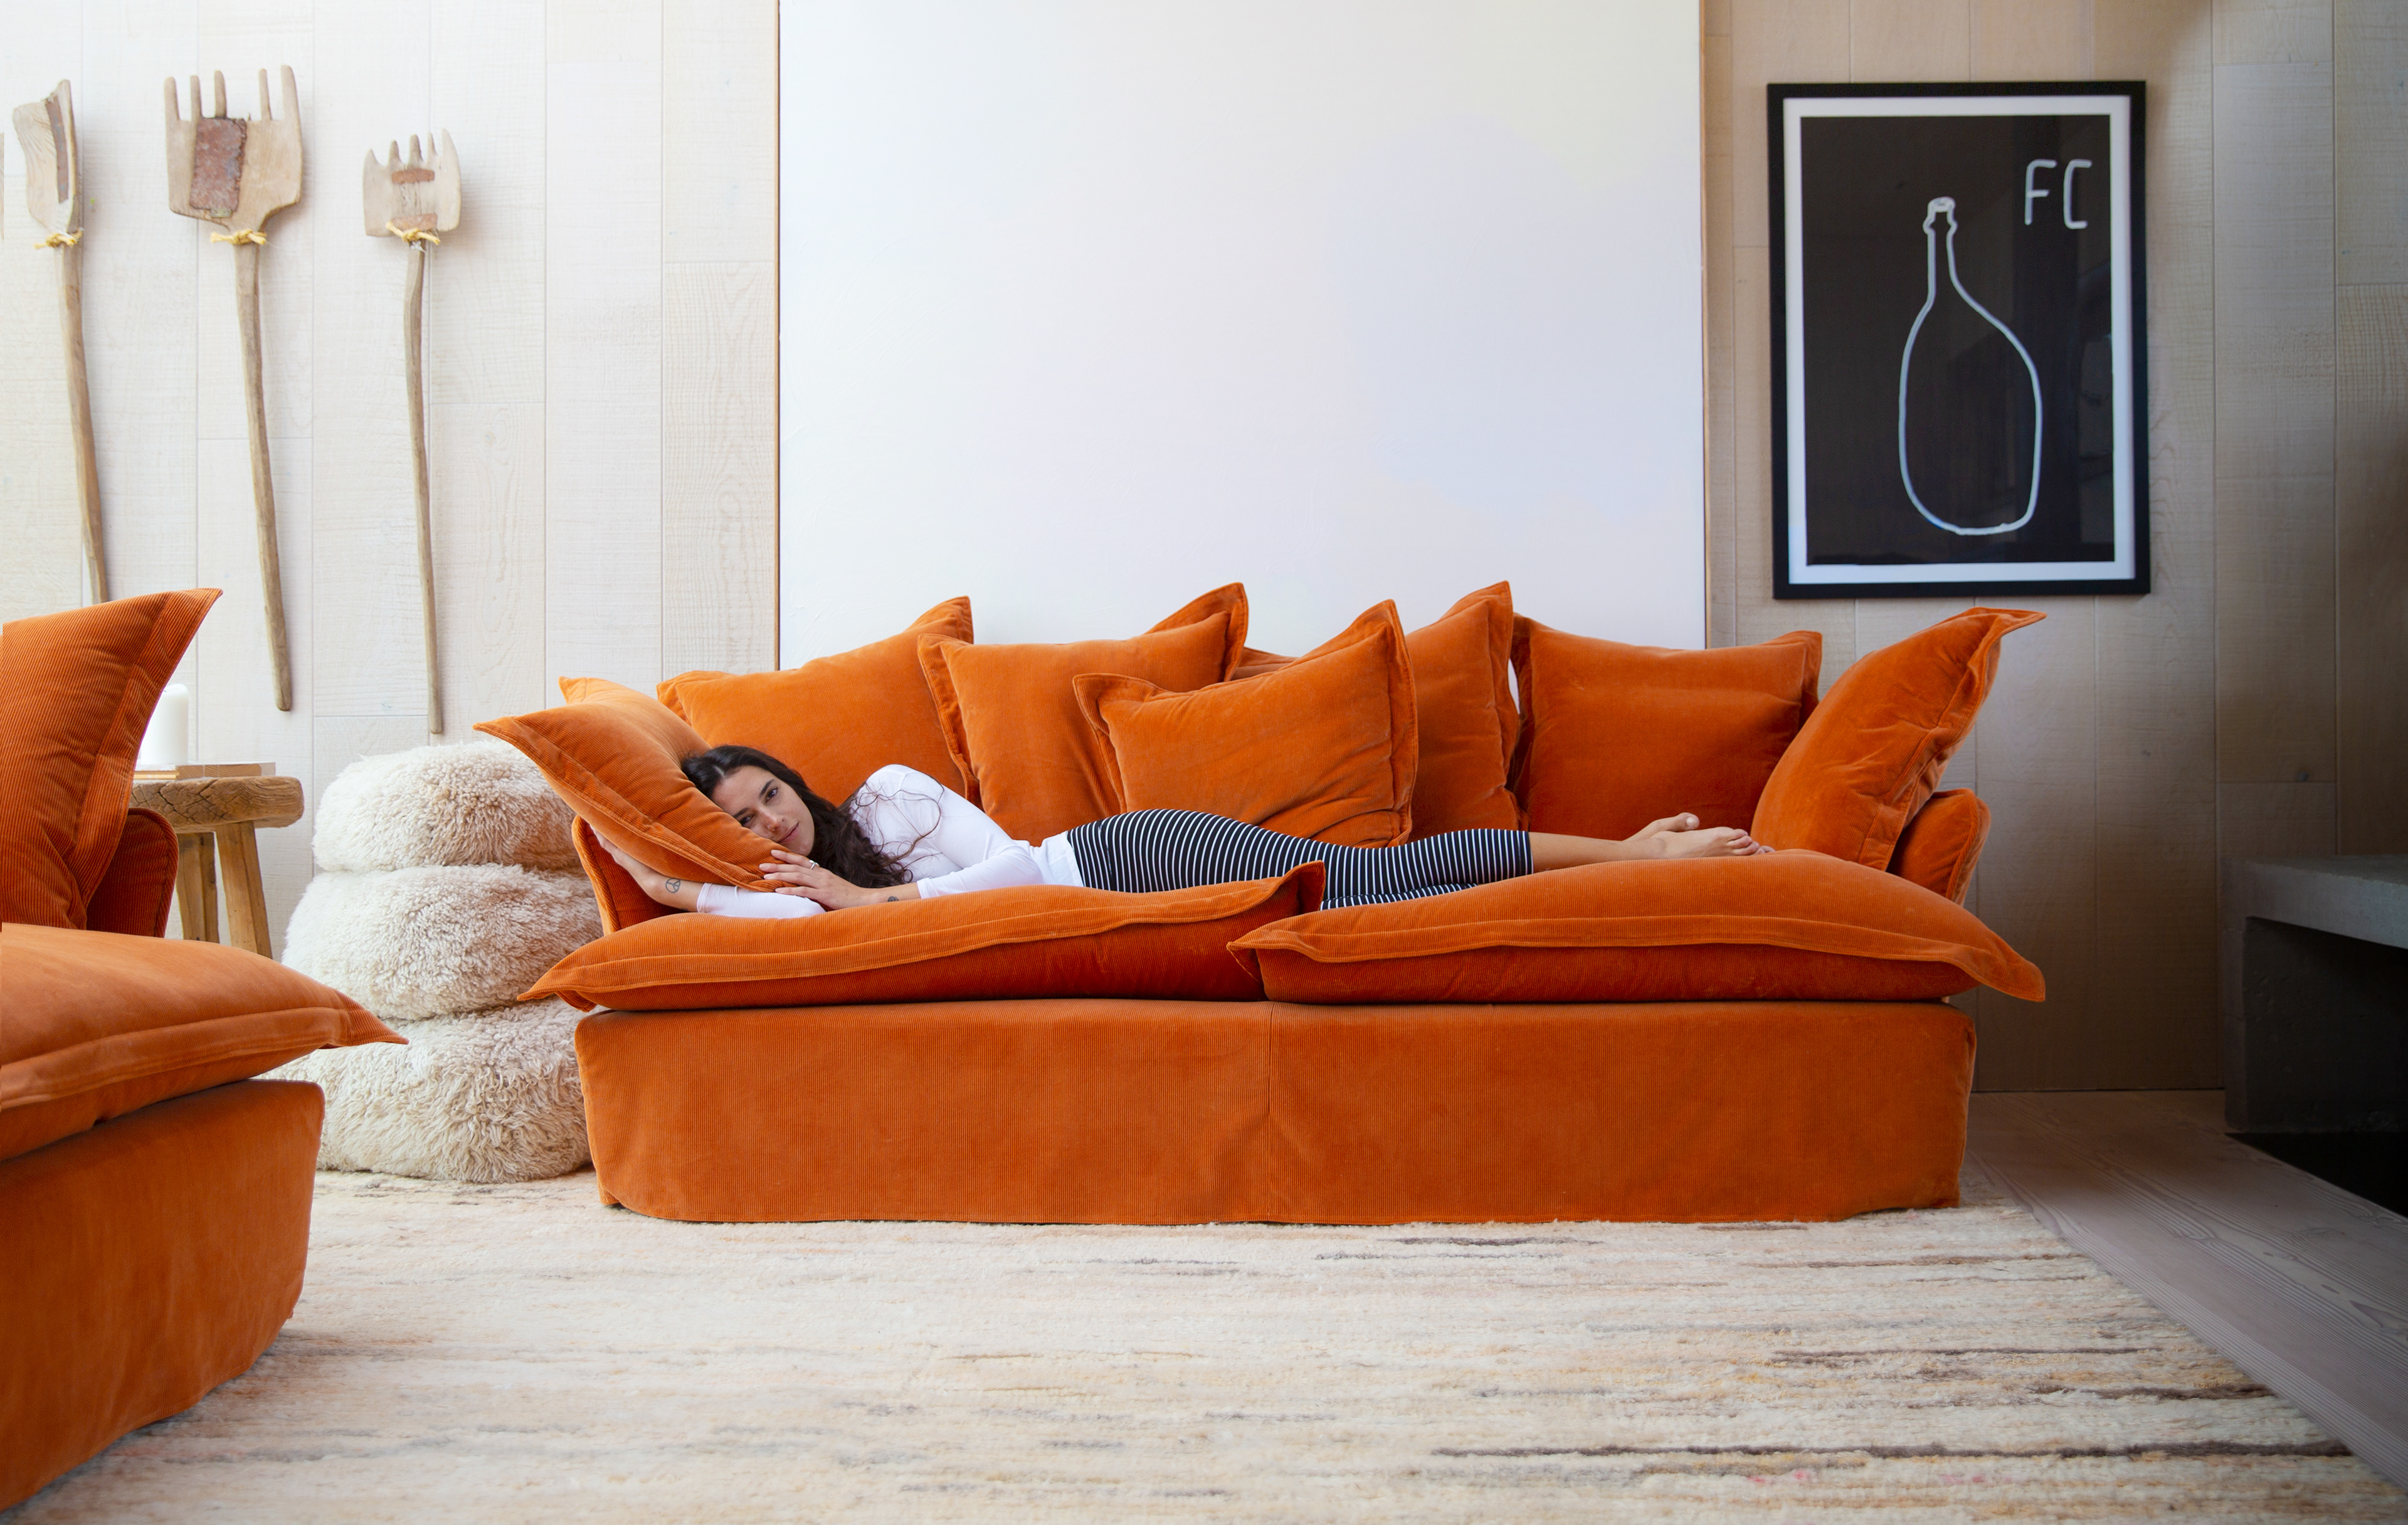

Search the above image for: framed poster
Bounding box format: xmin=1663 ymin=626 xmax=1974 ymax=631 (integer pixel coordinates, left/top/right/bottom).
xmin=1768 ymin=82 xmax=2148 ymax=598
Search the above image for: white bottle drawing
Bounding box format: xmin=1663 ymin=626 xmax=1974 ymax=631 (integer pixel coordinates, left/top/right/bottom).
xmin=1897 ymin=196 xmax=2042 ymax=536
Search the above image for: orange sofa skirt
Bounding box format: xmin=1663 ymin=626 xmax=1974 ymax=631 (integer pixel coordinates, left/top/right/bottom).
xmin=575 ymin=999 xmax=1973 ymax=1225
xmin=0 ymin=1080 xmax=321 ymax=1511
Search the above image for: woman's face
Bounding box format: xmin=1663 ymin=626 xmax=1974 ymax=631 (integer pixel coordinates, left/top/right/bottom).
xmin=708 ymin=765 xmax=817 ymax=857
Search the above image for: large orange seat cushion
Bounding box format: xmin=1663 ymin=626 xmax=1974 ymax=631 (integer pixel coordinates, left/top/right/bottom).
xmin=1 ymin=589 xmax=219 ymax=929
xmin=1511 ymin=619 xmax=1822 ymax=840
xmin=525 ymin=864 xmax=1323 ymax=1011
xmin=1228 ymin=851 xmax=2042 ymax=1006
xmin=573 ymin=997 xmax=1975 ymax=1224
xmin=0 ymin=924 xmax=399 ymax=1164
xmin=1752 ymin=607 xmax=2042 ymax=869
xmin=658 ymin=596 xmax=976 ymax=801
xmin=1076 ymin=601 xmax=1418 ymax=848
xmin=919 ymin=584 xmax=1249 ymax=842
xmin=0 ymin=1080 xmax=320 ymax=1510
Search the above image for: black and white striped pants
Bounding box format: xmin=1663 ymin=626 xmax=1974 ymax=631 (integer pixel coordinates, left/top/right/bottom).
xmin=1063 ymin=810 xmax=1532 ymax=909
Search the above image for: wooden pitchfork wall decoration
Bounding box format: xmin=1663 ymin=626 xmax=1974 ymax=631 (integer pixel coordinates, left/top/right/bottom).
xmin=13 ymin=81 xmax=107 ymax=602
xmin=364 ymin=132 xmax=462 ymax=734
xmin=166 ymin=67 xmax=303 ymax=712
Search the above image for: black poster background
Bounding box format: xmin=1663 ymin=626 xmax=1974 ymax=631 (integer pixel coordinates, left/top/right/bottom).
xmin=1799 ymin=112 xmax=2116 ymax=566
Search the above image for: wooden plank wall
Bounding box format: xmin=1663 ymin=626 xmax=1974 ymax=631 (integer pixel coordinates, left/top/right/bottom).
xmin=0 ymin=0 xmax=778 ymax=955
xmin=1708 ymin=0 xmax=2408 ymax=1088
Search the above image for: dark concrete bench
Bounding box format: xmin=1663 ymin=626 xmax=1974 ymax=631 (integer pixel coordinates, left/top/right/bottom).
xmin=2221 ymin=856 xmax=2408 ymax=1132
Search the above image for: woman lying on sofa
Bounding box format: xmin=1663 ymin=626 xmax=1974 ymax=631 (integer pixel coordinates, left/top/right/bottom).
xmin=594 ymin=746 xmax=1769 ymax=919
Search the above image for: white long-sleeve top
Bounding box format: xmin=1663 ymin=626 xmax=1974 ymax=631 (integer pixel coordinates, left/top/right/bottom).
xmin=692 ymin=764 xmax=1084 ymax=919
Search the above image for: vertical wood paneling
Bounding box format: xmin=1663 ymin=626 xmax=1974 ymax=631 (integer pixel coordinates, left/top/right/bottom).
xmin=1851 ymin=0 xmax=1968 ymax=80
xmin=1728 ymin=0 xmax=1851 ymax=251
xmin=545 ymin=0 xmax=664 ymax=690
xmin=1703 ymin=28 xmax=1736 ymax=648
xmin=310 ymin=0 xmax=431 ymax=721
xmin=2333 ymin=2 xmax=2408 ymax=287
xmin=1 ymin=11 xmax=85 ymax=616
xmin=1971 ymin=598 xmax=2101 ymax=1089
xmin=431 ymin=0 xmax=547 ymax=735
xmin=1971 ymin=0 xmax=2096 ymax=77
xmin=662 ymin=262 xmax=776 ymax=675
xmin=2335 ymin=284 xmax=2408 ymax=853
xmin=75 ymin=0 xmax=201 ymax=625
xmin=2212 ymin=8 xmax=2336 ymax=863
xmin=2093 ymin=0 xmax=2221 ymax=1087
xmin=662 ymin=0 xmax=778 ymax=265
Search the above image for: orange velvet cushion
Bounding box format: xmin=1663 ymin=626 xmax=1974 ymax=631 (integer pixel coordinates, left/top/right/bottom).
xmin=1510 ymin=620 xmax=1822 ymax=841
xmin=919 ymin=584 xmax=1249 ymax=842
xmin=1 ymin=589 xmax=218 ymax=929
xmin=0 ymin=924 xmax=401 ymax=1164
xmin=658 ymin=597 xmax=974 ymax=802
xmin=1227 ymin=851 xmax=2042 ymax=1005
xmin=1751 ymin=608 xmax=2042 ymax=869
xmin=1888 ymin=789 xmax=1990 ymax=904
xmin=525 ymin=864 xmax=1324 ymax=1011
xmin=1404 ymin=583 xmax=1522 ymax=836
xmin=1075 ymin=602 xmax=1417 ymax=848
xmin=478 ymin=678 xmax=781 ymax=895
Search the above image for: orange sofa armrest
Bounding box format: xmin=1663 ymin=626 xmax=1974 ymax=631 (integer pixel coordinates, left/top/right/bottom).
xmin=1887 ymin=789 xmax=1990 ymax=905
xmin=83 ymin=810 xmax=181 ymax=938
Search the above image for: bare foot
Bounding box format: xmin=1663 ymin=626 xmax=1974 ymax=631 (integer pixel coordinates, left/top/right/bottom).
xmin=1624 ymin=813 xmax=1700 ymax=843
xmin=1654 ymin=825 xmax=1772 ymax=859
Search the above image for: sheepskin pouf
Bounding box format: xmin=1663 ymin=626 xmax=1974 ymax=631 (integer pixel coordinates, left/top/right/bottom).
xmin=271 ymin=1000 xmax=591 ymax=1183
xmin=275 ymin=742 xmax=603 ymax=1183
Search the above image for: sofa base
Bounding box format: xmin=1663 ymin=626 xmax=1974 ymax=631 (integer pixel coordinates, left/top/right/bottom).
xmin=575 ymin=999 xmax=1973 ymax=1225
xmin=0 ymin=1080 xmax=322 ymax=1511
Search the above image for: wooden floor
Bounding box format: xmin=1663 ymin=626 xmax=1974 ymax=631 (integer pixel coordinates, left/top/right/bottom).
xmin=1968 ymin=1090 xmax=2408 ymax=1489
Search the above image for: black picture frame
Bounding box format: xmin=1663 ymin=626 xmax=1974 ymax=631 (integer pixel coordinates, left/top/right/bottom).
xmin=1768 ymin=82 xmax=2149 ymax=599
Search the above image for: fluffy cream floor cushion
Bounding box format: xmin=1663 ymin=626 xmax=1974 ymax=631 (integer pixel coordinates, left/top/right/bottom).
xmin=277 ymin=742 xmax=603 ymax=1183
xmin=312 ymin=739 xmax=579 ymax=872
xmin=272 ymin=1000 xmax=591 ymax=1184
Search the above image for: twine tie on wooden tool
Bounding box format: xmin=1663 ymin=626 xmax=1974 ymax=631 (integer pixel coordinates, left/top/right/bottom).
xmin=40 ymin=231 xmax=82 ymax=247
xmin=210 ymin=229 xmax=268 ymax=245
xmin=384 ymin=221 xmax=440 ymax=245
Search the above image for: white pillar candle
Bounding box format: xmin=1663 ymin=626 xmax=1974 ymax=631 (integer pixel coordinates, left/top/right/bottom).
xmin=139 ymin=684 xmax=191 ymax=771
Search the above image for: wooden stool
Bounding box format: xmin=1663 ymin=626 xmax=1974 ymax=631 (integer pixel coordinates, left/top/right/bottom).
xmin=129 ymin=764 xmax=305 ymax=958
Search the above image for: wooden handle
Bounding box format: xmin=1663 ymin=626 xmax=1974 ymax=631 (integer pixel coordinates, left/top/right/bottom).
xmin=234 ymin=240 xmax=293 ymax=712
xmin=405 ymin=241 xmax=441 ymax=734
xmin=56 ymin=241 xmax=108 ymax=603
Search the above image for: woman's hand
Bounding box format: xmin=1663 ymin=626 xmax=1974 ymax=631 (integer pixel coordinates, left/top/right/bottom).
xmin=762 ymin=848 xmax=921 ymax=910
xmin=590 ymin=828 xmax=702 ymax=908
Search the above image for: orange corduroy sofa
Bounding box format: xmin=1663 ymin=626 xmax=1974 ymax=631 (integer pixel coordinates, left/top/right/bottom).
xmin=1 ymin=592 xmax=397 ymax=1511
xmin=482 ymin=584 xmax=2043 ymax=1227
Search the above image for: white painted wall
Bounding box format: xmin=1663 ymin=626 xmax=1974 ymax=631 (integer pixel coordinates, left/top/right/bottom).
xmin=779 ymin=0 xmax=1705 ymax=660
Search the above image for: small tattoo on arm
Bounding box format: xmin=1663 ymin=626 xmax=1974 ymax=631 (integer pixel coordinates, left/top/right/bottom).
xmin=664 ymin=879 xmax=684 ymax=895
xmin=886 ymin=895 xmax=900 ymax=902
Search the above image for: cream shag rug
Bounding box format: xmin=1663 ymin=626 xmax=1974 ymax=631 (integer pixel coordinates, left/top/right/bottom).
xmin=10 ymin=1161 xmax=2401 ymax=1522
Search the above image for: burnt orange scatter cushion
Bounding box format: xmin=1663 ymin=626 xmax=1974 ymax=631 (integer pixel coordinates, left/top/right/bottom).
xmin=478 ymin=678 xmax=779 ymax=894
xmin=1405 ymin=583 xmax=1522 ymax=836
xmin=1888 ymin=789 xmax=1990 ymax=904
xmin=0 ymin=924 xmax=401 ymax=1164
xmin=526 ymin=863 xmax=1323 ymax=1011
xmin=1510 ymin=620 xmax=1822 ymax=842
xmin=1752 ymin=608 xmax=2042 ymax=869
xmin=1075 ymin=602 xmax=1417 ymax=848
xmin=658 ymin=597 xmax=974 ymax=803
xmin=1228 ymin=850 xmax=2042 ymax=1005
xmin=1 ymin=589 xmax=219 ymax=929
xmin=571 ymin=816 xmax=674 ymax=934
xmin=919 ymin=584 xmax=1249 ymax=842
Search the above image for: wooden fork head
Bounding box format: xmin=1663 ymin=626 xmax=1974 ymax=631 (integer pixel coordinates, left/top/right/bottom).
xmin=11 ymin=80 xmax=80 ymax=237
xmin=163 ymin=65 xmax=303 ymax=234
xmin=363 ymin=129 xmax=463 ymax=238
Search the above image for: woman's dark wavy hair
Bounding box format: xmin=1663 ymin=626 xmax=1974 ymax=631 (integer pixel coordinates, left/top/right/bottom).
xmin=679 ymin=745 xmax=912 ymax=890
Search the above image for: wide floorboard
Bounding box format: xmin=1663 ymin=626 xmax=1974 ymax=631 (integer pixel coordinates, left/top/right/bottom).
xmin=1967 ymin=1090 xmax=2408 ymax=1487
